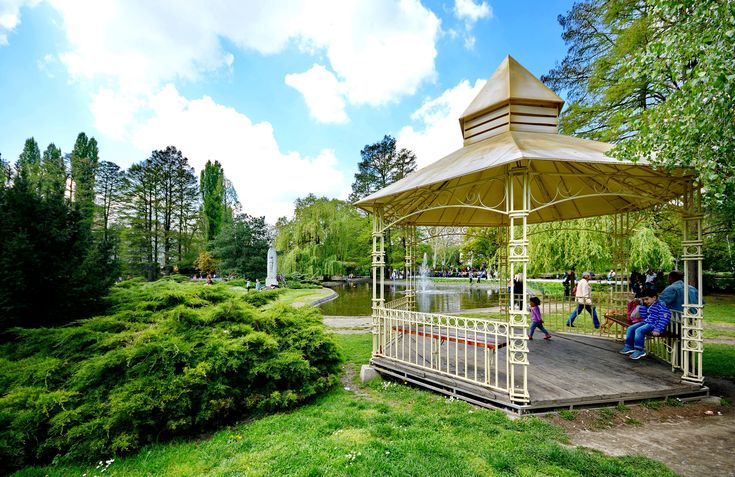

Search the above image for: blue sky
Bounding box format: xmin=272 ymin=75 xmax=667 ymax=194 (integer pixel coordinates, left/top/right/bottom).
xmin=0 ymin=0 xmax=575 ymax=222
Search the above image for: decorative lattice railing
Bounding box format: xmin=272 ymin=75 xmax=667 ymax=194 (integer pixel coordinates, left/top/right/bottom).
xmin=373 ymin=306 xmax=510 ymax=393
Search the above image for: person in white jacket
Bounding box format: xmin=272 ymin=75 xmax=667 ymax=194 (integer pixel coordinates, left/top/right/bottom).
xmin=566 ymin=271 xmax=600 ymax=328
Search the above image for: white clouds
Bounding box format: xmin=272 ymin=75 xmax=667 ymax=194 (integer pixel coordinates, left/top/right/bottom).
xmin=50 ymin=0 xmax=229 ymax=94
xmin=398 ymin=79 xmax=486 ymax=169
xmin=90 ymin=88 xmax=145 ymax=140
xmin=130 ymin=84 xmax=350 ymax=222
xmin=285 ymin=64 xmax=348 ymax=124
xmin=454 ymin=0 xmax=492 ymax=24
xmin=452 ymin=0 xmax=492 ymax=50
xmin=4 ymin=1 xmax=446 ymax=219
xmin=44 ymin=0 xmax=440 ymax=122
xmin=0 ymin=0 xmax=37 ymax=46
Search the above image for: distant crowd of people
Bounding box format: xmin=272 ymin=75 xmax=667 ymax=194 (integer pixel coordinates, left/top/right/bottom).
xmin=390 ymin=264 xmax=497 ymax=283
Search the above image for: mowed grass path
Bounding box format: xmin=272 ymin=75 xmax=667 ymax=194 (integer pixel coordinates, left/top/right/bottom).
xmin=16 ymin=332 xmax=682 ymax=477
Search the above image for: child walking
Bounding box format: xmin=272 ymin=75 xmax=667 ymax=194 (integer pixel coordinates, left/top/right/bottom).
xmin=528 ymin=296 xmax=551 ymax=340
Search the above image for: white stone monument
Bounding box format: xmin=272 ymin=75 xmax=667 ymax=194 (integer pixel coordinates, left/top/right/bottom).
xmin=266 ymin=246 xmax=278 ymax=287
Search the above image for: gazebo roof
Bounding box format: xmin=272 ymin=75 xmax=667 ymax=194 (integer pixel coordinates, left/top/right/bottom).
xmin=459 ymin=55 xmax=564 ymax=131
xmin=355 ymin=57 xmax=693 ymax=227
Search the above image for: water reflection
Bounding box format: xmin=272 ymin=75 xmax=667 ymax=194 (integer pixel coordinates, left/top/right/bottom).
xmin=319 ymin=281 xmax=498 ymax=316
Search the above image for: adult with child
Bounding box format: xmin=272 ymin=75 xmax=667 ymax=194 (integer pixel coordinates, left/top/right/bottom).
xmin=619 ymin=288 xmax=671 ymax=360
xmin=528 ymin=296 xmax=551 ymax=340
xmin=566 ymin=271 xmax=600 ymax=328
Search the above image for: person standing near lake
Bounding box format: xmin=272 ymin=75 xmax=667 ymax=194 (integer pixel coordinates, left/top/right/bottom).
xmin=562 ymin=270 xmax=575 ymax=299
xmin=566 ymin=271 xmax=600 ymax=328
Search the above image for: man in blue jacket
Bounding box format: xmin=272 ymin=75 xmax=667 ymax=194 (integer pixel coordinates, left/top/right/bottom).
xmin=659 ymin=270 xmax=700 ymax=314
xmin=619 ymin=289 xmax=671 ymax=360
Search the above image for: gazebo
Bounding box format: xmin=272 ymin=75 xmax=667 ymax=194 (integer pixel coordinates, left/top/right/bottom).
xmin=355 ymin=56 xmax=707 ymax=413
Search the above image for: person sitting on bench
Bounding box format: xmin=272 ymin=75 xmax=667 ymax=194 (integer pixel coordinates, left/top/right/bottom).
xmin=619 ymin=289 xmax=671 ymax=360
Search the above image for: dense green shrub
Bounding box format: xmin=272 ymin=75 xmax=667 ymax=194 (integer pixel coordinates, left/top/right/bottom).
xmin=703 ymin=271 xmax=735 ymax=293
xmin=0 ymin=280 xmax=341 ymax=472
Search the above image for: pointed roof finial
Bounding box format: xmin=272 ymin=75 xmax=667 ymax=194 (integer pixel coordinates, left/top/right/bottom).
xmin=460 ymin=55 xmax=564 ymax=122
xmin=458 ymin=55 xmax=565 ymax=144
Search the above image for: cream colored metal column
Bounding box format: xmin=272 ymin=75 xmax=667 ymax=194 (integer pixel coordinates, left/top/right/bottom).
xmin=497 ymin=226 xmax=509 ymax=316
xmin=610 ymin=213 xmax=631 ymax=308
xmin=507 ymin=167 xmax=530 ymax=404
xmin=681 ymin=186 xmax=704 ymax=383
xmin=404 ymin=225 xmax=417 ymax=310
xmin=372 ymin=209 xmax=386 ymax=356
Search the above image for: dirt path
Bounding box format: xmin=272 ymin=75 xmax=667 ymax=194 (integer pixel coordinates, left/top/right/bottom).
xmin=322 ymin=315 xmax=371 ymax=334
xmin=547 ymin=378 xmax=735 ymax=477
xmin=566 ymin=410 xmax=735 ymax=477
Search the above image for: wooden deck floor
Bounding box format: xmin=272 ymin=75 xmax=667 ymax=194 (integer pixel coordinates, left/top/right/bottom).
xmin=371 ymin=332 xmax=708 ymax=414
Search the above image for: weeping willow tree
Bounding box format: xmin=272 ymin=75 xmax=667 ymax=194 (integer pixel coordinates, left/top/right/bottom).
xmin=527 ymin=217 xmax=612 ymax=275
xmin=276 ymin=195 xmax=371 ymax=279
xmin=526 ymin=213 xmax=676 ymax=275
xmin=628 ymin=227 xmax=674 ymax=272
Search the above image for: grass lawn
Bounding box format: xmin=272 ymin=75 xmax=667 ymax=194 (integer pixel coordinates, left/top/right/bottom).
xmin=704 ymin=343 xmax=735 ymax=379
xmin=16 ymin=334 xmax=682 ymax=477
xmin=264 ymin=288 xmax=334 ymax=308
xmin=703 ymin=294 xmax=735 ymax=325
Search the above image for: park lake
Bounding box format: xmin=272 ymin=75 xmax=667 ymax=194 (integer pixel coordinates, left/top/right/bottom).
xmin=319 ymin=281 xmax=500 ymax=316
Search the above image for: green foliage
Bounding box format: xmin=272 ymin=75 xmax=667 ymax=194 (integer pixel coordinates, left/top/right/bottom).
xmin=0 ymin=176 xmax=118 ymax=332
xmin=277 ymin=195 xmax=371 ymax=279
xmin=121 ymin=147 xmax=200 ymax=280
xmin=200 ymin=160 xmax=226 ymax=242
xmin=461 ymin=228 xmax=500 ymax=268
xmin=546 ymin=0 xmax=735 ymax=215
xmin=528 ymin=218 xmax=612 ymax=274
xmin=212 ymin=213 xmax=270 ymax=279
xmin=0 ymin=280 xmax=341 ymax=472
xmin=641 ymin=399 xmax=663 ymax=410
xmin=348 ymin=135 xmax=417 ymax=203
xmin=13 ymin=332 xmax=681 ymax=477
xmin=526 ymin=214 xmax=676 ymax=274
xmin=628 ymin=227 xmax=674 ymax=272
xmin=558 ymin=409 xmax=578 ymax=421
xmin=70 ymin=132 xmax=99 ymax=229
xmin=40 ymin=143 xmax=66 ymax=199
xmin=193 ymin=250 xmax=217 ymax=274
xmin=16 ymin=137 xmax=42 ymax=192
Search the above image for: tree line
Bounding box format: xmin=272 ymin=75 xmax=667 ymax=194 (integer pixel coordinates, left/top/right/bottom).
xmin=0 ymin=135 xmax=270 ymax=332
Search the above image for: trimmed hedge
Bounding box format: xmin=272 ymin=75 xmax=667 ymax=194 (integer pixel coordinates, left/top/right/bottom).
xmin=0 ymin=280 xmax=341 ymax=472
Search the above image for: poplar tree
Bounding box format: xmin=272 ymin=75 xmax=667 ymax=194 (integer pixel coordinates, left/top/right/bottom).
xmin=200 ymin=160 xmax=226 ymax=242
xmin=41 ymin=143 xmax=66 ymax=199
xmin=70 ymin=133 xmax=99 ymax=228
xmin=17 ymin=137 xmax=41 ymax=192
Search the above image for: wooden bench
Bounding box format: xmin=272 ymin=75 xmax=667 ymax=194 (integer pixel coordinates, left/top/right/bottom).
xmin=600 ymin=310 xmax=682 ymax=370
xmin=392 ymin=325 xmax=507 ymax=350
xmin=601 ymin=309 xmax=629 ymax=333
xmin=391 ymin=325 xmax=507 ymax=380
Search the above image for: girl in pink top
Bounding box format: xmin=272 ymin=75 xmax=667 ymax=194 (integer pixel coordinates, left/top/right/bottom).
xmin=528 ymin=296 xmax=551 ymax=340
